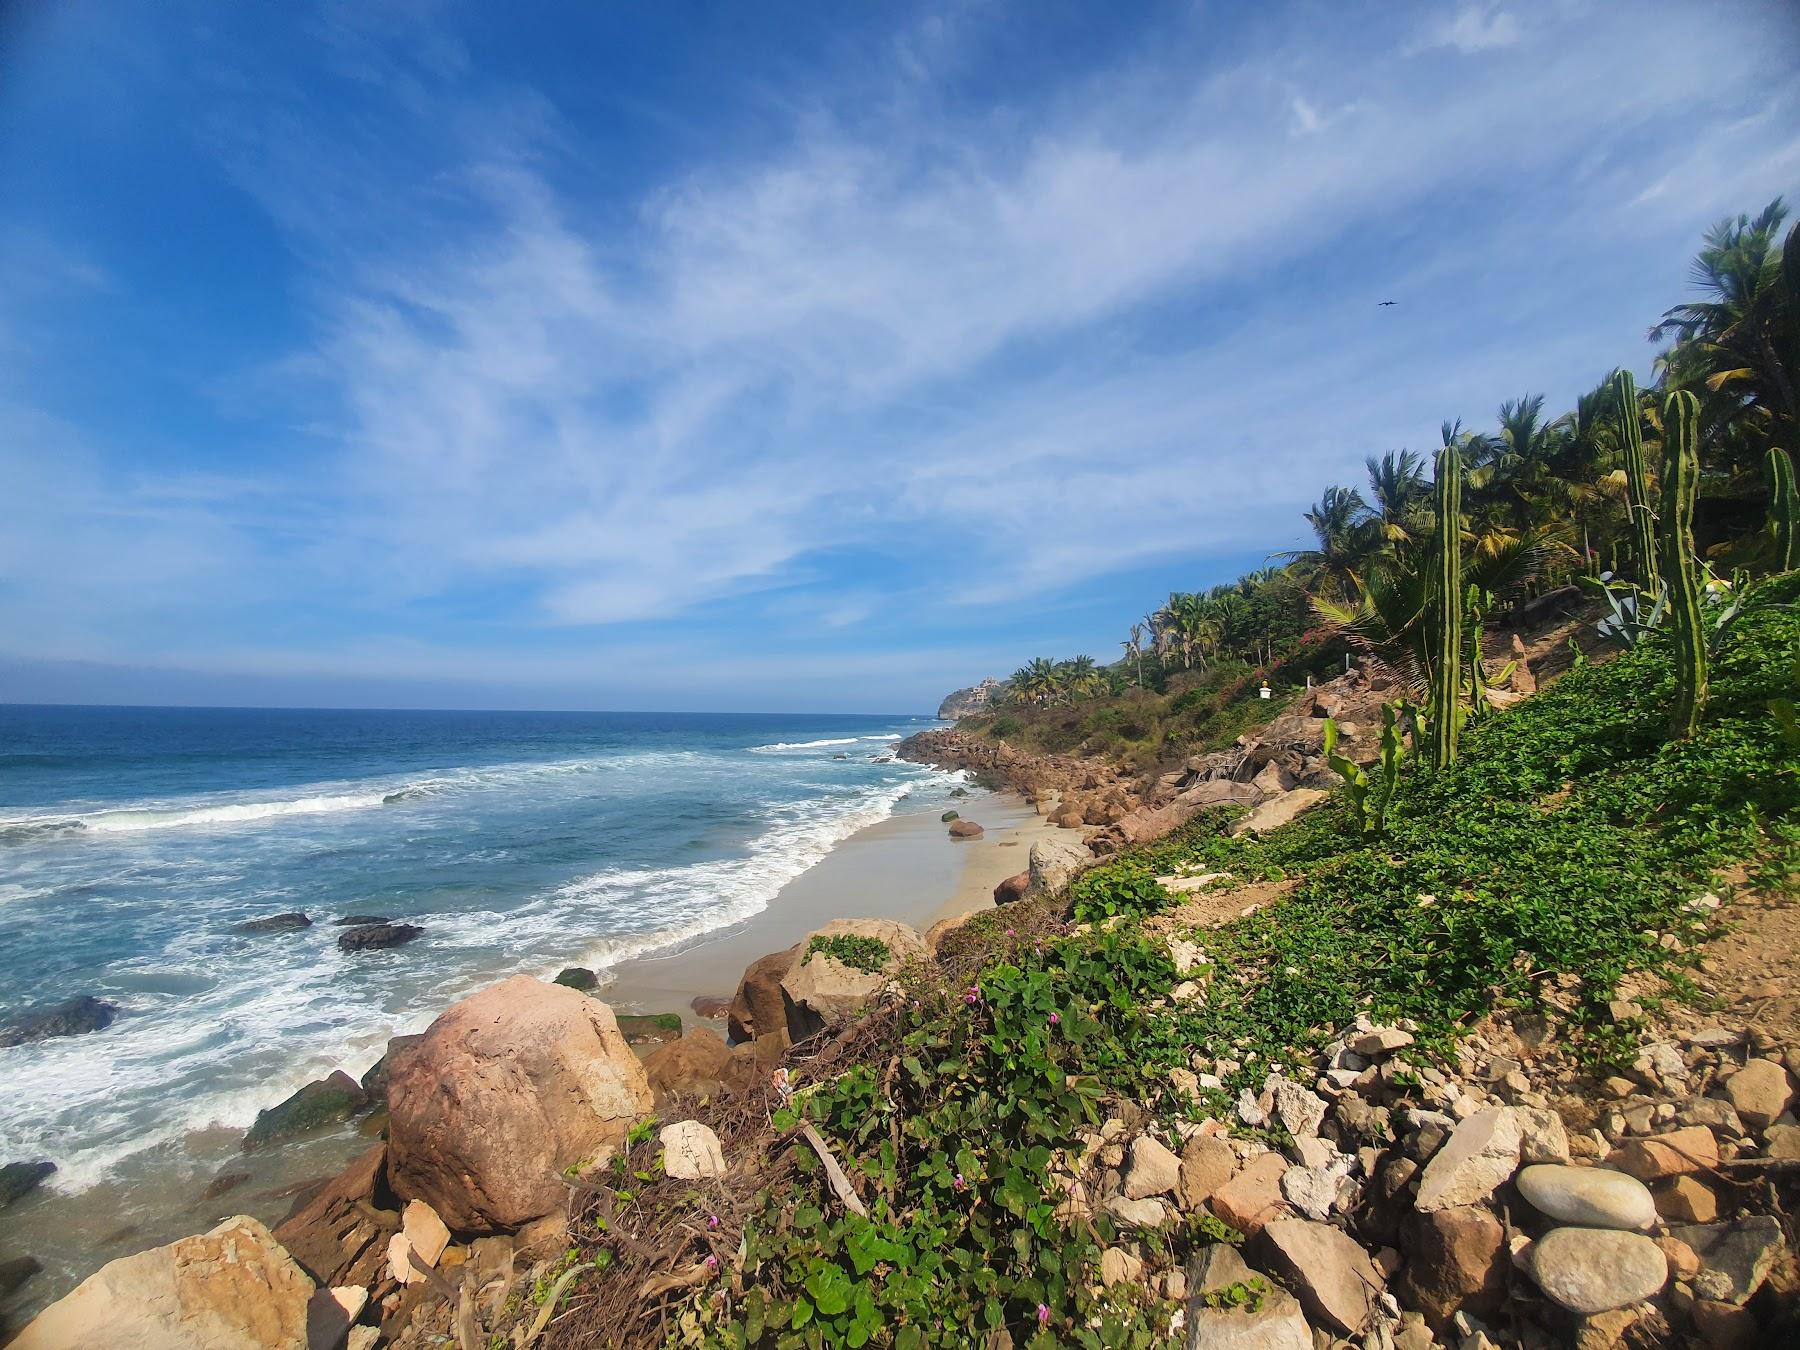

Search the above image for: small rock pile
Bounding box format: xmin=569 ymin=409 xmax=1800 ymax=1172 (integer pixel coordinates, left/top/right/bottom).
xmin=1054 ymin=1004 xmax=1799 ymax=1349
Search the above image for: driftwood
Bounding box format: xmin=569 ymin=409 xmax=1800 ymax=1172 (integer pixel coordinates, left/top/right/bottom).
xmin=798 ymin=1121 xmax=868 ymax=1218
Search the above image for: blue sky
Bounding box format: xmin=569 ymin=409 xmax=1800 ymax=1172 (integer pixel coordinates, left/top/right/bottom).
xmin=2 ymin=1 xmax=1797 ymax=712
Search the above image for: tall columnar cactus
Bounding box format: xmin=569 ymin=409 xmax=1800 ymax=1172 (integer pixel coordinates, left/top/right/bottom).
xmin=1768 ymin=446 xmax=1797 ymax=572
xmin=1429 ymin=439 xmax=1464 ymax=769
xmin=1661 ymin=391 xmax=1707 ymax=740
xmin=1613 ymin=370 xmax=1660 ymax=594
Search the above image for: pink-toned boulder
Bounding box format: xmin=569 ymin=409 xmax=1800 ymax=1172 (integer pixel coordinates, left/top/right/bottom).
xmin=386 ymin=976 xmax=652 ymax=1232
xmin=994 ymin=870 xmax=1031 ymax=904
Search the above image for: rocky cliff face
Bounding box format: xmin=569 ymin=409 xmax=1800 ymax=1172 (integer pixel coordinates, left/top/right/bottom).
xmin=936 ymin=677 xmax=1004 ymax=720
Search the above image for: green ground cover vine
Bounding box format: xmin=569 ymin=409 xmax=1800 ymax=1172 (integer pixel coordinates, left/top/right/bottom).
xmin=683 ymin=584 xmax=1798 ymax=1349
xmin=802 ymin=935 xmax=894 ymax=975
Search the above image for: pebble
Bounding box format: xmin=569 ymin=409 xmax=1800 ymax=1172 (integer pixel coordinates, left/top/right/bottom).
xmin=1527 ymin=1227 xmax=1668 ymax=1315
xmin=1515 ymin=1164 xmax=1655 ymax=1231
xmin=1723 ymin=1058 xmax=1794 ymax=1131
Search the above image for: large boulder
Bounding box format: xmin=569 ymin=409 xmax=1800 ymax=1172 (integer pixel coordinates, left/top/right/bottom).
xmin=643 ymin=1026 xmax=732 ymax=1101
xmin=1025 ymin=837 xmax=1092 ymax=899
xmin=728 ymin=944 xmax=801 ymax=1044
xmin=993 ymin=870 xmax=1031 ymax=904
xmin=386 ymin=976 xmax=652 ymax=1231
xmin=13 ymin=1215 xmax=313 ymax=1349
xmin=780 ymin=919 xmax=927 ymax=1044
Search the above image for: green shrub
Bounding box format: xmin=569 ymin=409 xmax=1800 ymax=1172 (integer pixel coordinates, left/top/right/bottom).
xmin=1068 ymin=860 xmax=1173 ymax=922
xmin=802 ymin=934 xmax=893 ymax=974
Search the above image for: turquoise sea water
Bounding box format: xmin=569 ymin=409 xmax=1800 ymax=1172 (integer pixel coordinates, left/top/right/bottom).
xmin=0 ymin=705 xmax=952 ymax=1193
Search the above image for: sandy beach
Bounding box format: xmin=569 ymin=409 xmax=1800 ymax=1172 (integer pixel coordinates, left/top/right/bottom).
xmin=590 ymin=789 xmax=1067 ymax=1024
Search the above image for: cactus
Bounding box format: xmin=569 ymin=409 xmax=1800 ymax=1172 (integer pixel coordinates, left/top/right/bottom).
xmin=1661 ymin=391 xmax=1707 ymax=740
xmin=1614 ymin=370 xmax=1660 ymax=594
xmin=1429 ymin=440 xmax=1464 ymax=768
xmin=1769 ymin=446 xmax=1797 ymax=572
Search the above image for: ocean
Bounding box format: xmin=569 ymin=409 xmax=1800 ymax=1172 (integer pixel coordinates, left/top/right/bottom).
xmin=0 ymin=704 xmax=952 ymax=1199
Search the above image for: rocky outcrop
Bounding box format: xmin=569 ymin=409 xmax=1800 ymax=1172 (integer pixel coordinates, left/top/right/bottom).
xmin=0 ymin=995 xmax=119 ymax=1048
xmin=271 ymin=1142 xmax=392 ymax=1289
xmin=0 ymin=1159 xmax=55 ymax=1209
xmin=14 ymin=1215 xmax=313 ymax=1349
xmin=244 ymin=1070 xmax=369 ymax=1148
xmin=235 ymin=911 xmax=312 ymax=933
xmin=385 ymin=976 xmax=653 ymax=1231
xmin=936 ymin=678 xmax=1004 ymax=720
xmin=338 ymin=922 xmax=423 ymax=952
xmin=779 ymin=919 xmax=927 ymax=1043
xmin=728 ymin=943 xmax=801 ymax=1044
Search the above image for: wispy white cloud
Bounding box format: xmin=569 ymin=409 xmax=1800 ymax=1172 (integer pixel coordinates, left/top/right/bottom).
xmin=1417 ymin=3 xmax=1523 ymax=55
xmin=3 ymin=0 xmax=1797 ymax=706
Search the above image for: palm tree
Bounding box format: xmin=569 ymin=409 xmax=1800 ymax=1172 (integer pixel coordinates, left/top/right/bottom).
xmin=1279 ymin=485 xmax=1375 ymax=598
xmin=1652 ymin=199 xmax=1798 ymax=464
xmin=1122 ymin=622 xmax=1146 ymax=687
xmin=1008 ymin=658 xmax=1064 ymax=707
xmin=1060 ymin=655 xmax=1105 ymax=698
xmin=1363 ymin=449 xmax=1431 ymax=549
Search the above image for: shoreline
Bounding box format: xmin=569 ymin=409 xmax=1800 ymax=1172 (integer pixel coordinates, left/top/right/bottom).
xmin=0 ymin=778 xmax=1073 ymax=1324
xmin=594 ymin=788 xmax=1068 ymax=1021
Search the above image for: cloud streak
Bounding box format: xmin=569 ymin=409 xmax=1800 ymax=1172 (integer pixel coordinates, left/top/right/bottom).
xmin=3 ymin=0 xmax=1798 ymax=707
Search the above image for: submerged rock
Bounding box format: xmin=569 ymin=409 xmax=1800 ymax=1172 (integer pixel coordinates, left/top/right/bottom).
xmin=234 ymin=912 xmax=311 ymax=933
xmin=615 ymin=1012 xmax=683 ymax=1045
xmin=244 ymin=1071 xmax=369 ymax=1149
xmin=0 ymin=1256 xmax=41 ymax=1298
xmin=1 ymin=1159 xmax=56 ymax=1209
xmin=0 ymin=995 xmax=119 ymax=1048
xmin=12 ymin=1215 xmax=313 ymax=1350
xmin=337 ymin=923 xmax=423 ymax=952
xmin=333 ymin=914 xmax=390 ymax=926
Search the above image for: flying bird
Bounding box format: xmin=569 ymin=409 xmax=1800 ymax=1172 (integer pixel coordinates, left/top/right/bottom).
xmin=1377 ymin=300 xmax=1397 ymax=306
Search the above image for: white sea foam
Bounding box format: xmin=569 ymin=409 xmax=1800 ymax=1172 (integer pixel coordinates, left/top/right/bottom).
xmin=746 ymin=737 xmax=862 ymax=752
xmin=0 ymin=749 xmax=707 ymax=843
xmin=550 ymin=777 xmax=922 ymax=971
xmin=4 ymin=759 xmax=952 ymax=1195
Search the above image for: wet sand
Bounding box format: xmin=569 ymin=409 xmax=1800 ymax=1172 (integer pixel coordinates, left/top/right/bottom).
xmin=596 ymin=789 xmax=1068 ymax=1020
xmin=0 ymin=784 xmax=1073 ymax=1325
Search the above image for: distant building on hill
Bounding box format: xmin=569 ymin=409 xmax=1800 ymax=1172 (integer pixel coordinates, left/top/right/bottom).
xmin=937 ymin=678 xmax=1004 ymax=720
